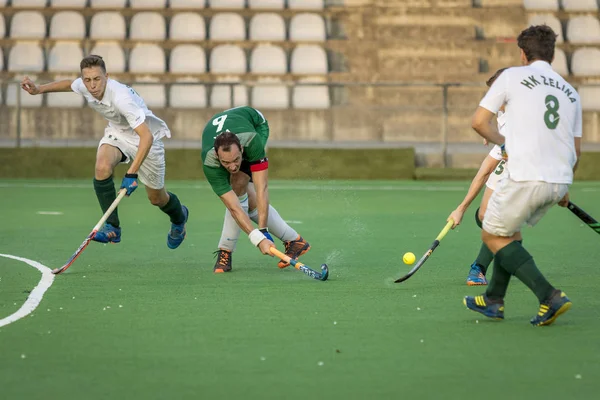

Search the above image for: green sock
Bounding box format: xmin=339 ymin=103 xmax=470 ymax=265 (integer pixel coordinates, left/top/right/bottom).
xmin=93 ymin=176 xmax=119 ymax=228
xmin=474 ymin=242 xmax=494 ymax=274
xmin=160 ymin=192 xmax=185 ymax=224
xmin=496 ymin=241 xmax=555 ymax=303
xmin=485 ymin=257 xmax=512 ymax=301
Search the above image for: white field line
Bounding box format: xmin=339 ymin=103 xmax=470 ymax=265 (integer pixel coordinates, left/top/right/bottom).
xmin=0 ymin=182 xmax=466 ymax=192
xmin=36 ymin=211 xmax=64 ymax=215
xmin=0 ymin=254 xmax=55 ymax=328
xmin=285 ymin=220 xmax=303 ymax=224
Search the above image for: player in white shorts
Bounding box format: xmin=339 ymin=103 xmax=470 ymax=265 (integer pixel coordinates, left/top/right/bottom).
xmin=448 ymin=69 xmax=519 ymax=287
xmin=20 ymin=55 xmax=189 ymax=249
xmin=463 ymin=25 xmax=582 ymax=326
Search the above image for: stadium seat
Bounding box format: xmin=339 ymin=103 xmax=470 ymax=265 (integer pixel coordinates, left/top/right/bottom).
xmin=289 ymin=14 xmax=326 ymax=41
xmin=562 ymin=0 xmax=596 ymax=11
xmin=288 ymin=0 xmax=324 ymax=10
xmin=170 ymin=13 xmax=206 ymax=41
xmin=10 ymin=11 xmax=46 ymax=39
xmin=170 ymin=79 xmax=207 ymax=108
xmin=90 ymin=12 xmax=126 ymax=40
xmin=210 ymin=0 xmax=245 ymax=8
xmin=527 ymin=14 xmax=563 ymax=43
xmin=0 ymin=47 xmax=3 ymax=72
xmin=130 ymin=12 xmax=166 ymax=40
xmin=170 ymin=44 xmax=207 ymax=74
xmin=291 ymin=45 xmax=328 ymax=74
xmin=249 ymin=13 xmax=286 ymax=41
xmin=552 ymin=48 xmax=569 ymax=76
xmin=250 ymin=45 xmax=287 ymax=74
xmin=170 ymin=0 xmax=205 ymax=8
xmin=129 ymin=44 xmax=166 ymax=73
xmin=252 ymin=78 xmax=289 ymax=109
xmin=48 ymin=42 xmax=83 ymax=73
xmin=249 ymin=0 xmax=284 ymax=9
xmin=90 ymin=42 xmax=127 ymax=72
xmin=210 ymin=79 xmax=248 ymax=108
xmin=522 ymin=0 xmax=558 ymax=10
xmin=567 ymin=16 xmax=600 ymax=44
xmin=11 ymin=0 xmax=47 ymax=7
xmin=0 ymin=0 xmax=6 ymax=5
xmin=50 ymin=0 xmax=87 ymax=7
xmin=571 ymin=48 xmax=600 ymax=76
xmin=0 ymin=15 xmax=5 ymax=39
xmin=49 ymin=11 xmax=86 ymax=39
xmin=578 ymin=86 xmax=600 ymax=111
xmin=210 ymin=13 xmax=246 ymax=40
xmin=90 ymin=0 xmax=127 ymax=7
xmin=293 ymin=82 xmax=330 ymax=109
xmin=7 ymin=43 xmax=45 ymax=107
xmin=8 ymin=43 xmax=44 ymax=72
xmin=210 ymin=44 xmax=246 ymax=73
xmin=130 ymin=0 xmax=167 ymax=8
xmin=131 ymin=81 xmax=166 ymax=109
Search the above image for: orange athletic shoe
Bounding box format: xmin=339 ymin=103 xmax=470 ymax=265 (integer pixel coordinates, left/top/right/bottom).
xmin=213 ymin=249 xmax=232 ymax=273
xmin=278 ymin=236 xmax=311 ymax=269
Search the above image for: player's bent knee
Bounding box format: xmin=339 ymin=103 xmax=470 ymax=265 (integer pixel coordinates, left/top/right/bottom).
xmin=94 ymin=163 xmax=114 ymax=180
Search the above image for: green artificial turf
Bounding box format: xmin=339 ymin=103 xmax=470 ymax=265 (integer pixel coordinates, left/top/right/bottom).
xmin=1 ymin=180 xmax=599 ymax=399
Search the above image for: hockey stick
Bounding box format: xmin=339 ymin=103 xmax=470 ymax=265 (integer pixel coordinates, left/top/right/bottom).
xmin=395 ymin=219 xmax=454 ymax=283
xmin=567 ymin=201 xmax=600 ymax=235
xmin=270 ymin=247 xmax=329 ymax=281
xmin=52 ymin=188 xmax=127 ymax=275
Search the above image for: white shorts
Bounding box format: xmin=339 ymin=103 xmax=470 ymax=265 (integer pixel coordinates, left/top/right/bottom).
xmin=99 ymin=127 xmax=166 ymax=190
xmin=485 ymin=159 xmax=507 ymax=191
xmin=483 ymin=176 xmax=568 ymax=237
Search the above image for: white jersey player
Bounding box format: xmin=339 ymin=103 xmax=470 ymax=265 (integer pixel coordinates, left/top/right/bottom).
xmin=465 ymin=25 xmax=581 ymax=327
xmin=447 ymin=68 xmax=512 ymax=286
xmin=21 ymin=55 xmax=189 ymax=249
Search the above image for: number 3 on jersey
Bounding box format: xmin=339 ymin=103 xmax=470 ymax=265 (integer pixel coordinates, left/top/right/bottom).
xmin=213 ymin=115 xmax=228 ymax=133
xmin=544 ymin=95 xmax=560 ymax=130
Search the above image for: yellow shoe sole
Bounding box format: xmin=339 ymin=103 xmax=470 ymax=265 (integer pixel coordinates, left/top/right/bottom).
xmin=536 ymin=301 xmax=572 ymax=326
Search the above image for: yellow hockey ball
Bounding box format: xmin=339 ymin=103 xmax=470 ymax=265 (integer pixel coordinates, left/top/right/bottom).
xmin=403 ymin=252 xmax=416 ymax=265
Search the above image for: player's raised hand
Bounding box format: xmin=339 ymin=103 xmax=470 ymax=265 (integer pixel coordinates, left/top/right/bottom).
xmin=258 ymin=239 xmax=275 ymax=256
xmin=448 ymin=208 xmax=465 ymax=229
xmin=21 ymin=76 xmax=40 ymax=95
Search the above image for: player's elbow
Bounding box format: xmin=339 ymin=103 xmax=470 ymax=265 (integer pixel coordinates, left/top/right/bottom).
xmin=471 ymin=115 xmax=484 ymax=132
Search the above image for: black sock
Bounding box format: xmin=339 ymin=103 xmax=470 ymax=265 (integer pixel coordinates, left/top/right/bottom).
xmin=93 ymin=176 xmax=119 ymax=228
xmin=474 ymin=242 xmax=494 ymax=274
xmin=497 ymin=241 xmax=555 ymax=303
xmin=485 ymin=257 xmax=512 ymax=301
xmin=160 ymin=192 xmax=185 ymax=224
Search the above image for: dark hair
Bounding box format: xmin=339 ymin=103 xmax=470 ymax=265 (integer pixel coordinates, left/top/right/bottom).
xmin=80 ymin=55 xmax=106 ymax=73
xmin=517 ymin=25 xmax=557 ymax=63
xmin=214 ymin=131 xmax=242 ymax=154
xmin=486 ymin=67 xmax=508 ymax=87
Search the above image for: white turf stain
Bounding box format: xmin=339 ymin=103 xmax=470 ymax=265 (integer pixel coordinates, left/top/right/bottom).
xmin=36 ymin=211 xmax=63 ymax=215
xmin=0 ymin=254 xmax=55 ymax=328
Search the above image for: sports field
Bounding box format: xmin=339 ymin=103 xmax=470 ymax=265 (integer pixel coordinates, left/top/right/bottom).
xmin=1 ymin=179 xmax=599 ymax=399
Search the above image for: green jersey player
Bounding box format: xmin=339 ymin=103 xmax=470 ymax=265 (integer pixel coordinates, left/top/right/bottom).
xmin=201 ymin=106 xmax=311 ymax=273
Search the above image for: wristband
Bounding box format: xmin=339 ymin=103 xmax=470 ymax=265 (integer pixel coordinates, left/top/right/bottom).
xmin=249 ymin=228 xmax=266 ymax=247
xmin=125 ymin=173 xmax=138 ymax=178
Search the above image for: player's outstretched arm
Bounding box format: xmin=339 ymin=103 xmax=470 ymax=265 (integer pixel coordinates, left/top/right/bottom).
xmin=448 ymin=155 xmax=499 ymax=228
xmin=220 ymin=190 xmax=275 ymax=256
xmin=472 ymin=107 xmax=504 ymax=146
xmin=21 ymin=76 xmax=73 ymax=95
xmin=251 ymin=168 xmax=270 ymax=231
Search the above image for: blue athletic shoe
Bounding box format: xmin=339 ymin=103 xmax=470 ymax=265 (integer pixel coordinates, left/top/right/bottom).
xmin=167 ymin=205 xmax=188 ymax=249
xmin=463 ymin=294 xmax=504 ymax=320
xmin=466 ymin=263 xmax=488 ymax=286
xmin=93 ymin=223 xmax=121 ymax=244
xmin=530 ymin=290 xmax=572 ymax=327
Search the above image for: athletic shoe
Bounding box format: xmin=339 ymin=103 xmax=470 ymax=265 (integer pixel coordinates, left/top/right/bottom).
xmin=167 ymin=205 xmax=188 ymax=249
xmin=530 ymin=290 xmax=572 ymax=327
xmin=213 ymin=249 xmax=232 ymax=273
xmin=466 ymin=263 xmax=488 ymax=286
xmin=93 ymin=223 xmax=121 ymax=244
xmin=463 ymin=294 xmax=504 ymax=320
xmin=278 ymin=235 xmax=311 ymax=268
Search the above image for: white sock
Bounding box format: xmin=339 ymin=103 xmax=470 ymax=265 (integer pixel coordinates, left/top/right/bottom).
xmin=217 ymin=194 xmax=248 ymax=252
xmin=249 ymin=205 xmax=298 ymax=242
